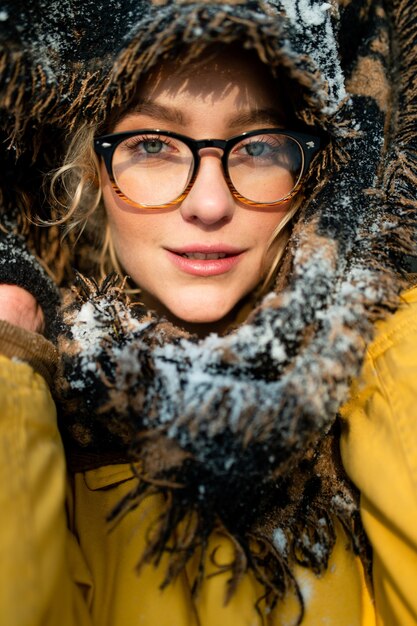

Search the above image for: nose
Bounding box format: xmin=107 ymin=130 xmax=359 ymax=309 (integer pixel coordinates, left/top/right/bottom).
xmin=179 ymin=149 xmax=235 ymax=226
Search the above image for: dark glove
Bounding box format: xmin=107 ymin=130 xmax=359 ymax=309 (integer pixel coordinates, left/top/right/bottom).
xmin=0 ymin=223 xmax=61 ymax=340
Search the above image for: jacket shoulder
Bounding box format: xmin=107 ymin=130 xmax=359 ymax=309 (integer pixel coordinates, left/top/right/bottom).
xmin=340 ymin=285 xmax=417 ymax=626
xmin=368 ymin=285 xmax=417 ymax=360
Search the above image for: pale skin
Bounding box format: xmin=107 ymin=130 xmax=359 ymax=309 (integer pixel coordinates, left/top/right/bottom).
xmin=0 ymin=50 xmax=292 ymax=335
xmin=102 ymin=50 xmax=293 ymax=333
xmin=0 ymin=285 xmax=44 ymax=333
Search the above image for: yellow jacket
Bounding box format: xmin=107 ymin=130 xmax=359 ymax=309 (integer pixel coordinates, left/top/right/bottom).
xmin=1 ymin=286 xmax=417 ymax=626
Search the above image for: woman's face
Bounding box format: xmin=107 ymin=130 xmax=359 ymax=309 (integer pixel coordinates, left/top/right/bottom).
xmin=101 ymin=50 xmax=293 ymax=329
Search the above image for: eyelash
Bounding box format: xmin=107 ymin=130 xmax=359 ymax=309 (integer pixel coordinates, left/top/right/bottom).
xmin=240 ymin=136 xmax=280 ymax=148
xmin=123 ymin=135 xmax=175 ymax=151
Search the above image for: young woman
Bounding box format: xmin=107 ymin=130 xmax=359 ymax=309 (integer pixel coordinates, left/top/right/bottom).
xmin=0 ymin=1 xmax=416 ymax=625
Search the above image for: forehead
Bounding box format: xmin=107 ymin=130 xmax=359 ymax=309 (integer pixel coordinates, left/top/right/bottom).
xmin=132 ymin=47 xmax=285 ymax=117
xmin=107 ymin=46 xmax=290 ymax=134
xmin=137 ymin=46 xmax=273 ymax=107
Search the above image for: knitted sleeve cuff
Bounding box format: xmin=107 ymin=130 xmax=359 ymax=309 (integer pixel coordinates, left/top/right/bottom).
xmin=0 ymin=320 xmax=58 ymax=386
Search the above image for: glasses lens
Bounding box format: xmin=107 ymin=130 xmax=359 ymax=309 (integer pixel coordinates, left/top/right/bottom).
xmin=228 ymin=133 xmax=304 ymax=203
xmin=112 ymin=133 xmax=194 ymax=206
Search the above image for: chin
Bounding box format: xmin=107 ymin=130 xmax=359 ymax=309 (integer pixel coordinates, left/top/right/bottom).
xmin=169 ymin=305 xmax=233 ymax=325
xmin=140 ymin=285 xmax=253 ymax=332
xmin=160 ymin=294 xmax=241 ymax=333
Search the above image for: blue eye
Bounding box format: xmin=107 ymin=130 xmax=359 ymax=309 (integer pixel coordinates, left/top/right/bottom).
xmin=245 ymin=142 xmax=267 ymax=157
xmin=122 ymin=135 xmax=174 ymax=156
xmin=234 ymin=136 xmax=281 ymax=160
xmin=142 ymin=139 xmax=163 ymax=154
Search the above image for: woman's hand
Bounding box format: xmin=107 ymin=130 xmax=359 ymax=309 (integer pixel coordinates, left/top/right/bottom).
xmin=0 ymin=285 xmax=45 ymax=334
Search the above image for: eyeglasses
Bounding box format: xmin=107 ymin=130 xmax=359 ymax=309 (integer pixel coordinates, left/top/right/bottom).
xmin=94 ymin=128 xmax=320 ymax=209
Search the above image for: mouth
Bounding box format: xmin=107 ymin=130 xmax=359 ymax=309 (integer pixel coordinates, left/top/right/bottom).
xmin=165 ymin=245 xmax=245 ymax=277
xmin=177 ymin=252 xmax=230 ymax=260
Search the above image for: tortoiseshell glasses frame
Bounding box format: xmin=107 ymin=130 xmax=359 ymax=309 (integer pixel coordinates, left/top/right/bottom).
xmin=94 ymin=128 xmax=321 ymax=209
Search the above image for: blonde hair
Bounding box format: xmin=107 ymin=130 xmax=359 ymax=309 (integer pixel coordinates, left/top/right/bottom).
xmin=49 ymin=122 xmax=302 ymax=293
xmin=260 ymin=196 xmax=303 ymax=292
xmin=48 ymin=123 xmax=121 ymax=277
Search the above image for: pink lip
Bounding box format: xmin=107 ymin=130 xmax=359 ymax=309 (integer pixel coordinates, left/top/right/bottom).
xmin=165 ymin=244 xmax=246 ymax=277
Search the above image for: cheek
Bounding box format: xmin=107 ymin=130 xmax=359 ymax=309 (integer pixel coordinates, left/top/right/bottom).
xmin=250 ymin=203 xmax=292 ymax=248
xmin=251 ymin=202 xmax=293 ymax=277
xmin=102 ymin=179 xmax=173 ymax=296
xmin=107 ymin=213 xmax=156 ymax=265
xmin=102 ymin=185 xmax=152 ymax=265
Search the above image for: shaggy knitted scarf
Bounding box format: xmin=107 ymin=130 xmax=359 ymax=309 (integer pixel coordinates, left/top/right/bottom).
xmin=1 ymin=0 xmax=416 ymax=620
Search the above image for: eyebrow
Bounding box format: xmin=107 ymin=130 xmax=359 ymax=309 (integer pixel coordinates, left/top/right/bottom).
xmin=227 ymin=108 xmax=287 ymax=129
xmin=126 ymin=100 xmax=186 ymax=125
xmin=125 ymin=101 xmax=286 ymax=130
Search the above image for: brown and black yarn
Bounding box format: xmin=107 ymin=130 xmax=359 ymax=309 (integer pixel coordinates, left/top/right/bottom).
xmin=1 ymin=0 xmax=416 ymax=621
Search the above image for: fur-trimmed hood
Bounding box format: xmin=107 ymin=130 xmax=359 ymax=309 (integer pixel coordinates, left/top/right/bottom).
xmin=1 ymin=0 xmax=417 ymax=619
xmin=0 ymin=0 xmax=348 ymax=140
